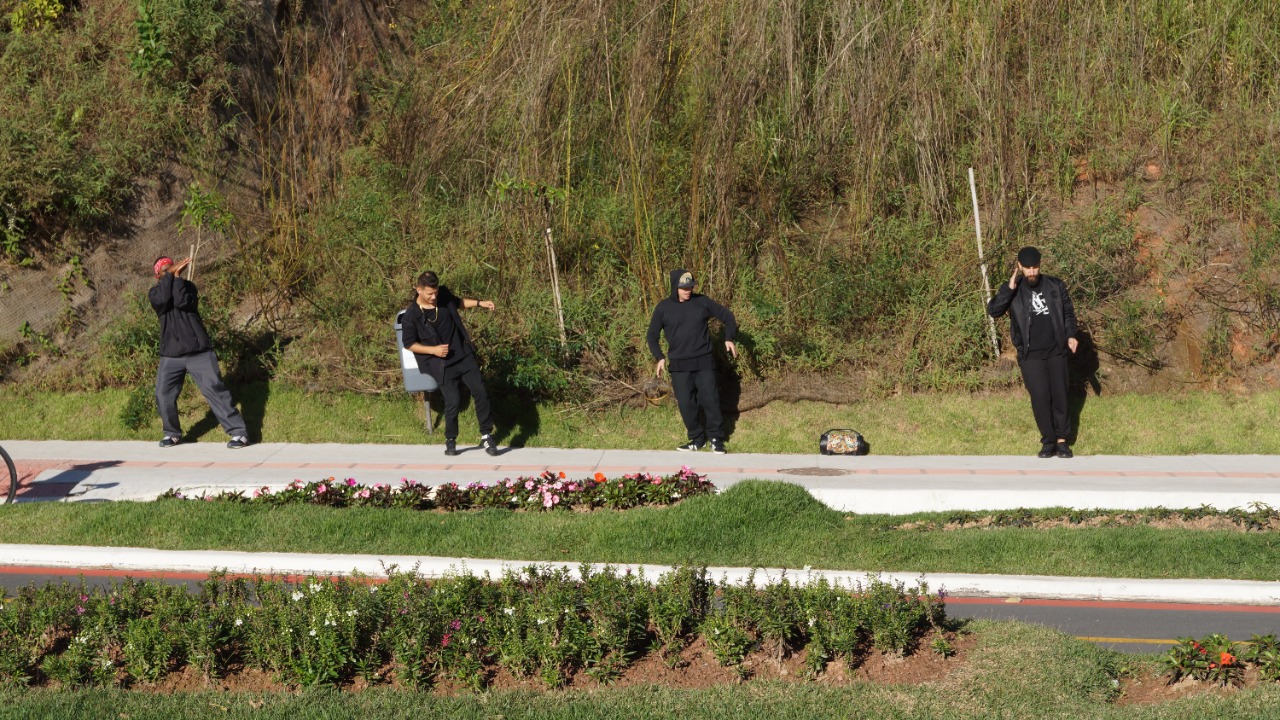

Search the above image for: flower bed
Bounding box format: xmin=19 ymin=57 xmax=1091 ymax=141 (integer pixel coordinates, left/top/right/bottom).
xmin=159 ymin=467 xmax=715 ymax=511
xmin=1163 ymin=633 xmax=1280 ymax=686
xmin=0 ymin=568 xmax=947 ymax=691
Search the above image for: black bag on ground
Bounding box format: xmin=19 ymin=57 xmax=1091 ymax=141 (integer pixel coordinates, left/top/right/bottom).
xmin=819 ymin=429 xmax=869 ymax=456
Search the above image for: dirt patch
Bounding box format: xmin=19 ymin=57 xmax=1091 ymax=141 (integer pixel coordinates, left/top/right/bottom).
xmin=33 ymin=630 xmax=975 ymax=697
xmin=896 ymin=513 xmax=1276 ymax=533
xmin=1116 ymin=666 xmax=1268 ymax=706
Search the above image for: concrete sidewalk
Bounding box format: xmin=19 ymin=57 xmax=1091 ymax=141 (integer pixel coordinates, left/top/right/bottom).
xmin=6 ymin=440 xmax=1280 ymax=513
xmin=5 ymin=543 xmax=1280 ymax=605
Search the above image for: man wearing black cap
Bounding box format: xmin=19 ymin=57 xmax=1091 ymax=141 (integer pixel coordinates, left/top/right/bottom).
xmin=646 ymin=269 xmax=738 ymax=454
xmin=987 ymin=246 xmax=1080 ymax=458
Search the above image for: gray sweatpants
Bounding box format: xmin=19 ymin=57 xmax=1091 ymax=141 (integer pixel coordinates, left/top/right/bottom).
xmin=155 ymin=350 xmax=247 ymax=439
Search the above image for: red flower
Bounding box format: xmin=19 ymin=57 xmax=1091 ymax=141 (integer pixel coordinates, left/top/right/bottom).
xmin=559 ymin=471 xmax=566 ymax=479
xmin=1220 ymin=651 xmax=1235 ymax=665
xmin=594 ymin=472 xmax=606 ymax=483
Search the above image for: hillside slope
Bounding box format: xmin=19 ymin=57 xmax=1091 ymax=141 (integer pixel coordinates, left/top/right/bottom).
xmin=1 ymin=0 xmax=1277 ymax=401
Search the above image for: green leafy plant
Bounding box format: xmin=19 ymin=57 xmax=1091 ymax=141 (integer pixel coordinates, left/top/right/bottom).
xmin=1163 ymin=634 xmax=1243 ymax=686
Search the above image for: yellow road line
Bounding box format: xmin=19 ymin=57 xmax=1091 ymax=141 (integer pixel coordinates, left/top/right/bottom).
xmin=1076 ymin=636 xmax=1178 ymax=645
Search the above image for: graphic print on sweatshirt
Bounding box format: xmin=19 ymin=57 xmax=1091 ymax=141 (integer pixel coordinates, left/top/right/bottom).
xmin=1030 ymin=290 xmax=1050 ymax=316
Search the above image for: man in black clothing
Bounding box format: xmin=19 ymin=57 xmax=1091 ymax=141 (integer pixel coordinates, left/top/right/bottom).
xmin=149 ymin=255 xmax=249 ymax=449
xmin=646 ymin=269 xmax=738 ymax=454
xmin=987 ymin=246 xmax=1080 ymax=458
xmin=401 ymin=271 xmax=498 ymax=457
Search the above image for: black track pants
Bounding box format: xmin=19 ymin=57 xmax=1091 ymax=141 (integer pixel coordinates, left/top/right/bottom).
xmin=440 ymin=355 xmax=494 ymax=441
xmin=670 ymin=368 xmax=723 ymax=444
xmin=1019 ymin=351 xmax=1071 ymax=444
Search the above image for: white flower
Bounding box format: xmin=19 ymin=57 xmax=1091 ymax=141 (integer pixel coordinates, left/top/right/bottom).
xmin=503 ymin=607 xmax=514 ymax=616
xmin=369 ymin=586 xmax=379 ymax=594
xmin=309 ymin=629 xmax=317 ymax=637
xmin=291 ymin=591 xmax=304 ymax=601
xmin=234 ymin=618 xmax=243 ymax=627
xmin=309 ymin=583 xmax=323 ymax=593
xmin=536 ymin=617 xmax=548 ymax=625
xmin=346 ymin=610 xmax=358 ymax=617
xmin=807 ymin=618 xmax=816 ymax=628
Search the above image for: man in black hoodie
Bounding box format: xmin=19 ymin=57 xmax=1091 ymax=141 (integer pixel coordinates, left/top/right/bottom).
xmin=987 ymin=246 xmax=1080 ymax=458
xmin=401 ymin=271 xmax=498 ymax=457
xmin=646 ymin=269 xmax=738 ymax=454
xmin=149 ymin=256 xmax=249 ymax=449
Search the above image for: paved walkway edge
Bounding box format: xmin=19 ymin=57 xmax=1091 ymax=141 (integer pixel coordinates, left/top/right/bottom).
xmin=4 ymin=544 xmax=1278 ymax=605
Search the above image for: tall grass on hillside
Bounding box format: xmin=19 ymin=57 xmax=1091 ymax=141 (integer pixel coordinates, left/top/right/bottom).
xmin=6 ymin=1 xmax=1279 ymax=397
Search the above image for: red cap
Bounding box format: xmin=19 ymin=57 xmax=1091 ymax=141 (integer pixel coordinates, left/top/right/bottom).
xmin=153 ymin=257 xmax=174 ymax=277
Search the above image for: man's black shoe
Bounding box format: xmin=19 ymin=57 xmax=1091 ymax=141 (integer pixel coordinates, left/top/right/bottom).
xmin=482 ymin=434 xmax=499 ymax=457
xmin=676 ymin=441 xmax=703 ymax=452
xmin=709 ymin=439 xmax=726 ymax=455
xmin=159 ymin=436 xmax=180 ymax=449
xmin=444 ymin=439 xmax=458 ymax=456
xmin=1056 ymin=442 xmax=1073 ymax=459
xmin=1037 ymin=443 xmax=1055 ymax=459
xmin=226 ymin=436 xmax=249 ymax=450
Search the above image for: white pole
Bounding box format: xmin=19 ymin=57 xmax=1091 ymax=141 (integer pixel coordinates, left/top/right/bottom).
xmin=969 ymin=167 xmax=1000 ymax=359
xmin=544 ymin=226 xmax=568 ymax=350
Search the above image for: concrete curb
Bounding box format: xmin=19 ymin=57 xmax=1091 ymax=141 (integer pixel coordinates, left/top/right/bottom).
xmin=4 ymin=544 xmax=1278 ymax=605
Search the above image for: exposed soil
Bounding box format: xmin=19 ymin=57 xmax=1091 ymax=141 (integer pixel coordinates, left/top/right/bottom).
xmin=895 ymin=514 xmax=1277 ymax=533
xmin=48 ymin=629 xmax=976 ymax=697
xmin=1117 ymin=666 xmax=1270 ymax=706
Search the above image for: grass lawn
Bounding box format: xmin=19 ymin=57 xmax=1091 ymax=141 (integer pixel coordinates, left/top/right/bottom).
xmin=2 ymin=482 xmax=1278 ymax=580
xmin=0 ymin=384 xmax=1278 ymax=454
xmin=3 ymin=622 xmax=1278 ymax=719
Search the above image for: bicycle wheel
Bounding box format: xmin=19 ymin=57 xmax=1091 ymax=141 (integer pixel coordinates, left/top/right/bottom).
xmin=0 ymin=445 xmax=16 ymax=505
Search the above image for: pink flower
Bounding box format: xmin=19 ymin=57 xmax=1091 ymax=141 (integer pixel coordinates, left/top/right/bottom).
xmin=542 ymin=495 xmax=554 ymax=508
xmin=316 ymin=484 xmax=328 ymax=494
xmin=567 ymin=483 xmax=578 ymax=491
xmin=441 ymin=633 xmax=451 ymax=647
xmin=525 ymin=480 xmax=535 ymax=490
xmin=357 ymin=489 xmax=370 ymax=499
xmin=552 ymin=494 xmax=561 ymax=505
xmin=450 ymin=619 xmax=461 ymax=630
xmin=346 ymin=478 xmax=357 ymax=487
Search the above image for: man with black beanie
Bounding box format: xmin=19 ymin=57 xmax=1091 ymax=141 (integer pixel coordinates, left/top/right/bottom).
xmin=149 ymin=255 xmax=249 ymax=449
xmin=402 ymin=271 xmax=498 ymax=457
xmin=646 ymin=269 xmax=738 ymax=454
xmin=987 ymin=246 xmax=1080 ymax=458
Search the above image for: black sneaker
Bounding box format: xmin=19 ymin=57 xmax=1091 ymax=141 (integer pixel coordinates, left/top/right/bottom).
xmin=709 ymin=439 xmax=726 ymax=455
xmin=444 ymin=439 xmax=459 ymax=457
xmin=481 ymin=434 xmax=498 ymax=456
xmin=676 ymin=441 xmax=704 ymax=452
xmin=1055 ymin=441 xmax=1073 ymax=459
xmin=1037 ymin=443 xmax=1055 ymax=458
xmin=227 ymin=436 xmax=249 ymax=449
xmin=159 ymin=436 xmax=180 ymax=449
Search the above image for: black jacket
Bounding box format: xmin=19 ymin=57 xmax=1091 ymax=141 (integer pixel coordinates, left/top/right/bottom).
xmin=987 ymin=274 xmax=1078 ymax=360
xmin=149 ymin=273 xmax=213 ymax=358
xmin=401 ymin=288 xmax=475 ymax=384
xmin=646 ymin=268 xmax=738 ymax=364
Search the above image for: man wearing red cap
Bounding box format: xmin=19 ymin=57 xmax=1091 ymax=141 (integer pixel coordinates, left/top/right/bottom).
xmin=987 ymin=246 xmax=1079 ymax=458
xmin=148 ymin=256 xmax=249 ymax=449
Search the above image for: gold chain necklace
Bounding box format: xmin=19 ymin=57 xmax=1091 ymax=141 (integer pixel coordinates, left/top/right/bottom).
xmin=423 ymin=305 xmax=438 ymax=322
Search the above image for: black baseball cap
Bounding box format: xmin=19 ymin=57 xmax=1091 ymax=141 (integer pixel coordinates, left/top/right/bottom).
xmin=1017 ymin=246 xmax=1042 ymax=267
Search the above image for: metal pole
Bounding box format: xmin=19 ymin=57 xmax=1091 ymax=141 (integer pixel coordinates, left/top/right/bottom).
xmin=423 ymin=392 xmax=434 ymax=434
xmin=969 ymin=167 xmax=1000 ymax=359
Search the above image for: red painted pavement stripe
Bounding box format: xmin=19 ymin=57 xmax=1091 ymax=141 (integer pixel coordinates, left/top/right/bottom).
xmin=946 ymin=596 xmax=1280 ymax=613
